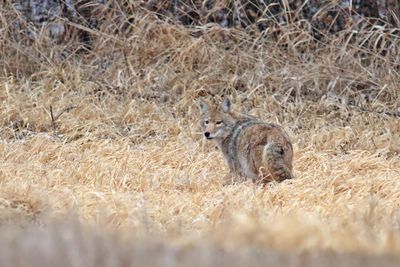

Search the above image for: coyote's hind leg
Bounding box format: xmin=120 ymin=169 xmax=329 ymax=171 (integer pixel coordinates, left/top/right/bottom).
xmin=262 ymin=141 xmax=294 ymax=182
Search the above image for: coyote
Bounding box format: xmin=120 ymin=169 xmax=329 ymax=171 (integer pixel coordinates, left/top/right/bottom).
xmin=199 ymin=98 xmax=294 ymax=184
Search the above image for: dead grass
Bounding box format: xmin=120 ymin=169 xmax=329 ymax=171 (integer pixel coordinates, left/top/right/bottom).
xmin=1 ymin=1 xmax=400 ymax=266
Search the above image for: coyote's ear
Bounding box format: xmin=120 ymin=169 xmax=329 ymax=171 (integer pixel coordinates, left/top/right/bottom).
xmin=199 ymin=98 xmax=208 ymax=114
xmin=221 ymin=98 xmax=232 ymax=113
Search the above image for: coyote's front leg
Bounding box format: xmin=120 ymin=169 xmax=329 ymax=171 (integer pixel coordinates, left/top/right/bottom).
xmin=222 ymin=168 xmax=242 ymax=185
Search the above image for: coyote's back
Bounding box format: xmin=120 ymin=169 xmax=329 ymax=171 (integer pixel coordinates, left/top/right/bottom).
xmin=199 ymin=98 xmax=293 ymax=184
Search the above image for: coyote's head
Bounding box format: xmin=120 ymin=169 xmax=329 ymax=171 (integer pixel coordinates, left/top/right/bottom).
xmin=198 ymin=98 xmax=236 ymax=140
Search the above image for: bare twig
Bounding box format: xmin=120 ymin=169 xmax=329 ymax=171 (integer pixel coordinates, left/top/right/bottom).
xmin=50 ymin=105 xmax=78 ymax=132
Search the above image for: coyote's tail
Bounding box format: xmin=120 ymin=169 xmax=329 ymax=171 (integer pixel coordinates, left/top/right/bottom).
xmin=262 ymin=141 xmax=294 ymax=182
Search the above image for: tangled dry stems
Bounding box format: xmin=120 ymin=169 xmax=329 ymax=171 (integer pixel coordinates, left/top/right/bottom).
xmin=0 ymin=1 xmax=400 ymax=266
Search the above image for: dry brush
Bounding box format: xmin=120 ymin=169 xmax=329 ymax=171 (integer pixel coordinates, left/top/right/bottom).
xmin=0 ymin=1 xmax=400 ymax=266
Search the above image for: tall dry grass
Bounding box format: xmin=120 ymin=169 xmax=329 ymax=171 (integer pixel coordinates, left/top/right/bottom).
xmin=0 ymin=1 xmax=400 ymax=266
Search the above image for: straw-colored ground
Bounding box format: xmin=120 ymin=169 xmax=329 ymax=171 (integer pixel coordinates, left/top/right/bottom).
xmin=1 ymin=3 xmax=400 ymax=266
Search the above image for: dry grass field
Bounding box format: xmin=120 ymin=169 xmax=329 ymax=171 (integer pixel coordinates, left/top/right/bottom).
xmin=1 ymin=1 xmax=400 ymax=266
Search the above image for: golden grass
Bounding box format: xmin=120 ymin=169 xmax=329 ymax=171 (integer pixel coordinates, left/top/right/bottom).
xmin=1 ymin=1 xmax=400 ymax=266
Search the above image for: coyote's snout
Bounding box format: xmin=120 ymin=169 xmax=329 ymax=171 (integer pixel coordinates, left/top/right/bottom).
xmin=199 ymin=98 xmax=294 ymax=184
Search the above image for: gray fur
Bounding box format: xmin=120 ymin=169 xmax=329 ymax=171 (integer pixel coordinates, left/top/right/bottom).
xmin=223 ymin=120 xmax=263 ymax=175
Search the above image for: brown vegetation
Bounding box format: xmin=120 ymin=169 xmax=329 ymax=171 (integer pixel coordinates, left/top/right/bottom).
xmin=1 ymin=0 xmax=400 ymax=266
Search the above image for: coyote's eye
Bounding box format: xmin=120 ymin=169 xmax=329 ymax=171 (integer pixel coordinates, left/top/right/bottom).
xmin=216 ymin=121 xmax=223 ymax=125
xmin=204 ymin=120 xmax=209 ymax=125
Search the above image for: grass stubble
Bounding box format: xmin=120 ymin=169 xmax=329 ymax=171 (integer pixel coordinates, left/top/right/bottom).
xmin=0 ymin=1 xmax=400 ymax=266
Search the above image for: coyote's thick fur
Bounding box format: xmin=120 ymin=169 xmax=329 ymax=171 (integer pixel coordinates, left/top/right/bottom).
xmin=199 ymin=98 xmax=294 ymax=184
